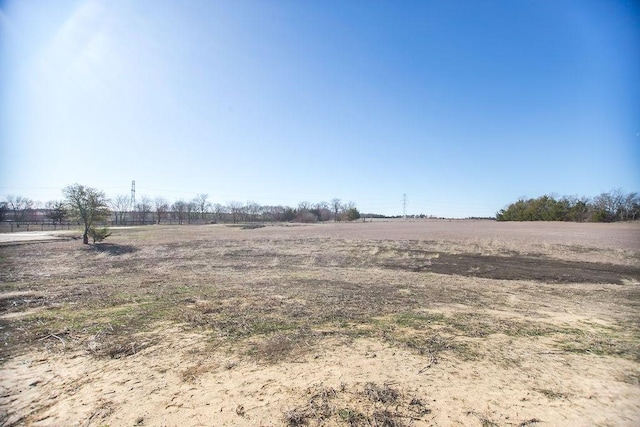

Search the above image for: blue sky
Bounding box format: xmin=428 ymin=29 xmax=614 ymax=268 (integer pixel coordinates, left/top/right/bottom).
xmin=1 ymin=0 xmax=638 ymax=217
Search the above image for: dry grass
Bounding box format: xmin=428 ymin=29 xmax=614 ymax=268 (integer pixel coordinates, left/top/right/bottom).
xmin=1 ymin=221 xmax=639 ymax=425
xmin=1 ymin=223 xmax=639 ymax=364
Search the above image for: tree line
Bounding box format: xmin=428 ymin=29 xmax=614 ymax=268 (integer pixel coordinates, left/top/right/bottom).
xmin=1 ymin=184 xmax=362 ymax=240
xmin=496 ymin=190 xmax=639 ymax=222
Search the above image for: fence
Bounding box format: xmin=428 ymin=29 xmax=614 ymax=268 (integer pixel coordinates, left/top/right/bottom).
xmin=0 ymin=222 xmax=82 ymax=233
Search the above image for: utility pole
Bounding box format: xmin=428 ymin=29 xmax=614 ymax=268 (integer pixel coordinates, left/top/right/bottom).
xmin=402 ymin=193 xmax=407 ymax=219
xmin=131 ymin=180 xmax=136 ymax=209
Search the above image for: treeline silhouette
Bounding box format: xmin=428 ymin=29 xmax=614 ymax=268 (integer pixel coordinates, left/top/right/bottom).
xmin=496 ymin=190 xmax=639 ymax=222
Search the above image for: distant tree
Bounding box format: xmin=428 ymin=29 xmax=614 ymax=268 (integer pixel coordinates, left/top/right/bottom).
xmin=245 ymin=201 xmax=262 ymax=222
xmin=172 ymin=200 xmax=187 ymax=225
xmin=154 ymin=197 xmax=169 ymax=224
xmin=5 ymin=195 xmax=34 ymax=224
xmin=497 ymin=190 xmax=638 ymax=222
xmin=0 ymin=201 xmax=7 ymax=222
xmin=313 ymin=201 xmax=331 ymax=222
xmin=561 ymin=196 xmax=589 ymax=222
xmin=186 ymin=201 xmax=197 ymax=224
xmin=331 ymin=198 xmax=342 ymax=222
xmin=135 ymin=196 xmax=153 ymax=225
xmin=227 ymin=201 xmax=243 ymax=224
xmin=110 ymin=194 xmax=130 ymax=225
xmin=296 ymin=201 xmax=318 ymax=222
xmin=213 ymin=203 xmax=227 ymax=223
xmin=622 ymin=192 xmax=640 ymax=221
xmin=193 ymin=194 xmax=211 ymax=221
xmin=346 ymin=207 xmax=361 ymax=221
xmin=45 ymin=200 xmax=67 ymax=224
xmin=282 ymin=207 xmax=295 ymax=222
xmin=63 ymin=184 xmax=110 ymax=244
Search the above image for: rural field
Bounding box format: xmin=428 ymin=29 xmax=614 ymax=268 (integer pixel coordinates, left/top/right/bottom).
xmin=1 ymin=220 xmax=639 ymax=426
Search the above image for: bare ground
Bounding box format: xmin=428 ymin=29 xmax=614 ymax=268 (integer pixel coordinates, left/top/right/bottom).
xmin=0 ymin=220 xmax=639 ymax=426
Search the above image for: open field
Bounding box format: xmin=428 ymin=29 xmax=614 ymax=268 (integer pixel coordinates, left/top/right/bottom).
xmin=1 ymin=220 xmax=639 ymax=426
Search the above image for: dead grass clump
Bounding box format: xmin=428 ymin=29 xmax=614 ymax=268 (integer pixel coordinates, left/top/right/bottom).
xmin=284 ymin=407 xmax=309 ymax=427
xmin=284 ymin=382 xmax=428 ymax=427
xmin=86 ymin=325 xmax=155 ymax=359
xmin=180 ymin=360 xmax=216 ymax=383
xmin=534 ymin=388 xmax=569 ymax=400
xmin=394 ymin=332 xmax=481 ymax=362
xmin=87 ymin=334 xmax=154 ymax=359
xmin=284 ymin=385 xmax=337 ymax=426
xmin=369 ymin=410 xmax=405 ymax=427
xmin=247 ymin=329 xmax=317 ymax=363
xmin=363 ymin=382 xmax=400 ymax=404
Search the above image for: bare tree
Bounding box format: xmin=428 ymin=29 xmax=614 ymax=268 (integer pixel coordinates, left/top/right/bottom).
xmin=193 ymin=194 xmax=211 ymax=221
xmin=296 ymin=201 xmax=317 ymax=222
xmin=331 ymin=198 xmax=342 ymax=222
xmin=110 ymin=194 xmax=130 ymax=225
xmin=0 ymin=201 xmax=7 ymax=222
xmin=227 ymin=201 xmax=243 ymax=224
xmin=186 ymin=201 xmax=198 ymax=224
xmin=172 ymin=200 xmax=187 ymax=224
xmin=622 ymin=192 xmax=640 ymax=221
xmin=246 ymin=201 xmax=262 ymax=222
xmin=213 ymin=203 xmax=226 ymax=223
xmin=5 ymin=195 xmax=34 ymax=224
xmin=154 ymin=197 xmax=169 ymax=224
xmin=135 ymin=196 xmax=153 ymax=225
xmin=314 ymin=201 xmax=331 ymax=222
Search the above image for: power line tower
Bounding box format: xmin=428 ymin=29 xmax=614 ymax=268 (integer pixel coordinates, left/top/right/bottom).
xmin=131 ymin=180 xmax=136 ymax=209
xmin=402 ymin=193 xmax=407 ymax=219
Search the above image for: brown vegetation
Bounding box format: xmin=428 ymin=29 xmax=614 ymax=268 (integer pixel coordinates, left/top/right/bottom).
xmin=0 ymin=220 xmax=639 ymax=426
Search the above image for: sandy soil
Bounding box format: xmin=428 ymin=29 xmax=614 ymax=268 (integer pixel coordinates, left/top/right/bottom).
xmin=2 ymin=330 xmax=640 ymax=426
xmin=1 ymin=221 xmax=639 ymax=426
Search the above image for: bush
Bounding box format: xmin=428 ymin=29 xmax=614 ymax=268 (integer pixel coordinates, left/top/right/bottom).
xmin=88 ymin=227 xmax=112 ymax=243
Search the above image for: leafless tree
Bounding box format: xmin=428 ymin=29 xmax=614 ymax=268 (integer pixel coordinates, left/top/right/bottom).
xmin=136 ymin=196 xmax=153 ymax=225
xmin=5 ymin=195 xmax=34 ymax=224
xmin=186 ymin=201 xmax=198 ymax=224
xmin=193 ymin=194 xmax=211 ymax=221
xmin=245 ymin=201 xmax=262 ymax=222
xmin=0 ymin=201 xmax=7 ymax=222
xmin=296 ymin=201 xmax=317 ymax=222
xmin=213 ymin=203 xmax=227 ymax=223
xmin=154 ymin=197 xmax=169 ymax=224
xmin=623 ymin=192 xmax=640 ymax=221
xmin=172 ymin=200 xmax=187 ymax=225
xmin=331 ymin=198 xmax=342 ymax=222
xmin=314 ymin=201 xmax=331 ymax=222
xmin=227 ymin=201 xmax=243 ymax=224
xmin=110 ymin=194 xmax=131 ymax=225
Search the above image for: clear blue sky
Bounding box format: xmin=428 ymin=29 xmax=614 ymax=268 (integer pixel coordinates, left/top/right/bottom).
xmin=1 ymin=0 xmax=638 ymax=217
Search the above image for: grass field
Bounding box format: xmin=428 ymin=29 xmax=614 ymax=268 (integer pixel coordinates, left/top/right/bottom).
xmin=1 ymin=220 xmax=639 ymax=426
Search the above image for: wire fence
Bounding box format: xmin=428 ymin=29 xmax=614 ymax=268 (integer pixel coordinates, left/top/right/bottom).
xmin=0 ymin=222 xmax=83 ymax=233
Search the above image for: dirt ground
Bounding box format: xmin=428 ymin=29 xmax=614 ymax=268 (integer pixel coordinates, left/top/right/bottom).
xmin=1 ymin=220 xmax=639 ymax=426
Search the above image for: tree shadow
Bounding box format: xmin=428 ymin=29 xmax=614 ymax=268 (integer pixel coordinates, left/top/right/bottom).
xmin=90 ymin=243 xmax=139 ymax=256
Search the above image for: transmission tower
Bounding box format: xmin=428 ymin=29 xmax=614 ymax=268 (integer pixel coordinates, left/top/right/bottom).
xmin=131 ymin=180 xmax=136 ymax=208
xmin=402 ymin=193 xmax=407 ymax=219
